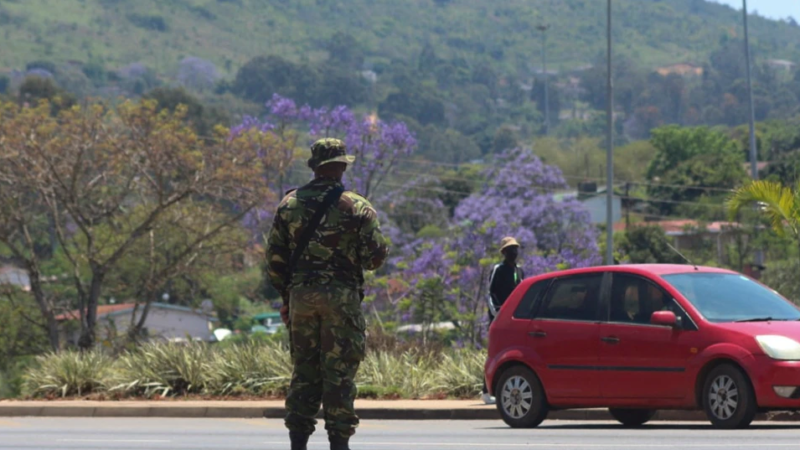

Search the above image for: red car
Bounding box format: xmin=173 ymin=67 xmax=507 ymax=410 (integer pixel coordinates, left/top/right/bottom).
xmin=485 ymin=264 xmax=800 ymax=429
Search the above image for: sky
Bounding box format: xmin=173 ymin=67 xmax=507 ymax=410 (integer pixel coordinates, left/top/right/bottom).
xmin=710 ymin=0 xmax=800 ymax=21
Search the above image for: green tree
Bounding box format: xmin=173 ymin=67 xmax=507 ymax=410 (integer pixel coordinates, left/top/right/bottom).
xmin=491 ymin=127 xmax=518 ymax=154
xmin=232 ymin=55 xmax=318 ymax=105
xmin=144 ymin=86 xmax=230 ymax=136
xmin=325 ymin=32 xmax=365 ymax=69
xmin=728 ymin=180 xmax=800 ymax=260
xmin=17 ymin=76 xmax=76 ymax=113
xmin=418 ymin=127 xmax=481 ymax=164
xmin=619 ymin=225 xmax=685 ymax=264
xmin=0 ymin=75 xmax=9 ymax=95
xmin=0 ymin=99 xmax=286 ymax=349
xmin=646 ymin=126 xmax=746 ymax=215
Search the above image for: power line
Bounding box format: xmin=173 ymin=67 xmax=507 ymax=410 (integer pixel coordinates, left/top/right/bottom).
xmin=380 ymin=182 xmax=730 ymax=211
xmin=285 ymin=156 xmax=739 ymax=196
xmin=392 ymin=159 xmax=740 ymax=193
xmin=387 ymin=168 xmax=737 ymax=194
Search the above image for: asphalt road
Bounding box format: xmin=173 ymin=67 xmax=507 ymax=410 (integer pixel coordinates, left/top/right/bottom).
xmin=1 ymin=418 xmax=799 ymax=450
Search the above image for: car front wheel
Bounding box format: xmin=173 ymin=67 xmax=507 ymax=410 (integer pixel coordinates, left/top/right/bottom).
xmin=496 ymin=365 xmax=549 ymax=428
xmin=702 ymin=364 xmax=757 ymax=429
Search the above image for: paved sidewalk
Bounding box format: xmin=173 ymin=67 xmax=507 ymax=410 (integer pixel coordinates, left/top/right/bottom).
xmin=1 ymin=399 xmax=798 ymax=421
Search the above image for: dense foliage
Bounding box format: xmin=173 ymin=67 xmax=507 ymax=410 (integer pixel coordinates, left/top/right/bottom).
xmin=22 ymin=341 xmax=486 ymax=400
xmin=4 ymin=0 xmax=800 ymax=399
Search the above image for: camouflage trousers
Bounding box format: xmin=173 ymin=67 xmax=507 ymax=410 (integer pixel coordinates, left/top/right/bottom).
xmin=285 ymin=285 xmax=366 ymax=439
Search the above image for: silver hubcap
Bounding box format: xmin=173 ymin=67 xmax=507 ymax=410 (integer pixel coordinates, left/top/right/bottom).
xmin=709 ymin=375 xmax=739 ymax=420
xmin=502 ymin=376 xmax=534 ymax=419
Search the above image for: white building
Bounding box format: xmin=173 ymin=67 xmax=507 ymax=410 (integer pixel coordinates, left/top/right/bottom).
xmin=0 ymin=265 xmax=30 ymax=291
xmin=56 ymin=302 xmax=218 ymax=346
xmin=553 ymin=185 xmax=622 ymax=225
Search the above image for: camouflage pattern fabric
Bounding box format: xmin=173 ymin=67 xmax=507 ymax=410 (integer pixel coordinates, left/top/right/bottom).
xmin=265 ymin=177 xmax=389 ymax=297
xmin=307 ymin=138 xmax=356 ymax=169
xmin=284 ymin=285 xmax=366 ymax=438
xmin=265 ymin=175 xmax=388 ymax=439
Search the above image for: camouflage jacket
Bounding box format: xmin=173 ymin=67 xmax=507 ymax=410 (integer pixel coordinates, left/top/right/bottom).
xmin=265 ymin=177 xmax=389 ymax=297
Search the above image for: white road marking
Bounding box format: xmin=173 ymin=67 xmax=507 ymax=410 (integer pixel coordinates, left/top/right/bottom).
xmin=261 ymin=442 xmax=800 ymax=448
xmin=57 ymin=439 xmax=171 ymax=443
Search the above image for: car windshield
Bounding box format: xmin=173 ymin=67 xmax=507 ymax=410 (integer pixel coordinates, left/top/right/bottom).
xmin=662 ymin=272 xmax=800 ymax=323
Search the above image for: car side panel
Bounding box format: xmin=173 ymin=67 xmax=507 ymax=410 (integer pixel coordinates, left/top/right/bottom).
xmin=485 ymin=345 xmax=545 ymax=397
xmin=685 ymin=342 xmax=760 ymax=406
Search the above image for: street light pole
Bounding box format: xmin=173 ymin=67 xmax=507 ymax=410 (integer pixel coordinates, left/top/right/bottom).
xmin=742 ymin=0 xmax=764 ymax=267
xmin=605 ymin=0 xmax=614 ymax=265
xmin=742 ymin=0 xmax=757 ymax=181
xmin=537 ymin=24 xmax=550 ymax=136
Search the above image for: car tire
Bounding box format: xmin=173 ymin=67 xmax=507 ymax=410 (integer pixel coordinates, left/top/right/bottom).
xmin=702 ymin=363 xmax=757 ymax=429
xmin=608 ymin=408 xmax=656 ymax=427
xmin=496 ymin=365 xmax=549 ymax=428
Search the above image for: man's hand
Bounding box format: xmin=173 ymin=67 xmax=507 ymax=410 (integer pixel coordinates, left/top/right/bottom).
xmin=280 ymin=305 xmax=290 ymax=325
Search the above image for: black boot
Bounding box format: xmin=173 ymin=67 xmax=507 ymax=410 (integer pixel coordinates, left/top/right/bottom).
xmin=329 ymin=436 xmax=350 ymax=450
xmin=290 ymin=432 xmax=309 ymax=450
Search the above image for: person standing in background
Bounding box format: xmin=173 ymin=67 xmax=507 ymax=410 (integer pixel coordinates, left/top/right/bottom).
xmin=482 ymin=236 xmax=524 ymax=404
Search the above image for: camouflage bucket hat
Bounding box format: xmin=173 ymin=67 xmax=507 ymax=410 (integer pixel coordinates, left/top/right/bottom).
xmin=307 ymin=138 xmax=356 ymax=169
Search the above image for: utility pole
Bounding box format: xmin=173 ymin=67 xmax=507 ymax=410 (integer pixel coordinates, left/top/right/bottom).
xmin=605 ymin=0 xmax=614 ymax=266
xmin=742 ymin=0 xmax=764 ymax=269
xmin=743 ymin=0 xmax=757 ymax=181
xmin=536 ymin=24 xmax=550 ymax=136
xmin=625 ymin=182 xmax=630 ymax=231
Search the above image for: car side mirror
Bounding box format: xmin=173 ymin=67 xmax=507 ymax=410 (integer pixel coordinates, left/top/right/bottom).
xmin=651 ymin=311 xmax=678 ymax=328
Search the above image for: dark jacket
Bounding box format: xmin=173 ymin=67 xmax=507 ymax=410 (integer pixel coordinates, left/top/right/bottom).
xmin=488 ymin=262 xmax=524 ymax=319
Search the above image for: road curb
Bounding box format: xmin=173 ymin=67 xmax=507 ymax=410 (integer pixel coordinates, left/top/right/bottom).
xmin=0 ymin=404 xmax=796 ymax=421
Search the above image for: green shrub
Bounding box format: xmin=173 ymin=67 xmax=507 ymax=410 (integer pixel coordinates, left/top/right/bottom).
xmin=0 ymin=357 xmax=34 ymax=399
xmin=207 ymin=341 xmax=292 ymax=396
xmin=23 ymin=351 xmax=112 ymax=398
xmin=356 ymin=384 xmax=403 ymax=399
xmin=127 ymin=14 xmax=168 ymax=32
xmin=431 ymin=350 xmax=485 ymax=398
xmin=356 ymin=351 xmax=438 ymax=399
xmin=109 ymin=343 xmax=211 ymax=397
xmin=23 ymin=343 xmax=486 ymax=400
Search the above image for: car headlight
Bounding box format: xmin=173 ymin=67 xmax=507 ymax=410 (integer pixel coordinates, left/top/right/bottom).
xmin=756 ymin=335 xmax=800 ymax=361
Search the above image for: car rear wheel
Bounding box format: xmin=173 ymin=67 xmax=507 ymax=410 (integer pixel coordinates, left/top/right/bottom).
xmin=608 ymin=408 xmax=656 ymax=427
xmin=702 ymin=364 xmax=757 ymax=429
xmin=496 ymin=366 xmax=549 ymax=428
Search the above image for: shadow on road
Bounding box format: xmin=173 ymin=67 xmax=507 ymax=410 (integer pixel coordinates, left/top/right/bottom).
xmin=477 ymin=423 xmax=800 ymax=431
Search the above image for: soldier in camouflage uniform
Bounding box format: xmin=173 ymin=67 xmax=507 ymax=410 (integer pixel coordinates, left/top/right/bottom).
xmin=265 ymin=138 xmax=389 ymax=450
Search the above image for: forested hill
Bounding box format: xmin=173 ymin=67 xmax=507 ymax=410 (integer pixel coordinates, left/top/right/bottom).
xmin=0 ymin=0 xmax=798 ymax=75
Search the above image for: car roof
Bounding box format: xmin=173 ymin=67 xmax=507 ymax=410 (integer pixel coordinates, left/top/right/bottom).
xmin=528 ymin=264 xmax=736 ymax=281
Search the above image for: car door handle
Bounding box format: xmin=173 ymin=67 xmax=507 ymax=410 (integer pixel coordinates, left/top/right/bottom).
xmin=601 ymin=336 xmax=620 ymax=344
xmin=528 ymin=331 xmax=547 ymax=338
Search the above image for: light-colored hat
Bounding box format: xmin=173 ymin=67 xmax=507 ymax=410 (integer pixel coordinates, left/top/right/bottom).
xmin=500 ymin=237 xmax=520 ymax=253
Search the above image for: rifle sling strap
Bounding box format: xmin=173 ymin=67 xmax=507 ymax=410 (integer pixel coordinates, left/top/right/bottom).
xmin=286 ymin=186 xmax=345 ymax=299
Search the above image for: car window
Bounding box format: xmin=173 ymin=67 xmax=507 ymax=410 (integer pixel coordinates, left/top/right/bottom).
xmin=609 ymin=274 xmax=692 ymax=328
xmin=663 ymin=272 xmax=800 ymax=323
xmin=661 ymin=297 xmax=696 ymax=330
xmin=537 ymin=274 xmax=603 ymax=322
xmin=513 ymin=279 xmax=550 ymax=319
xmin=610 ymin=274 xmax=667 ymax=324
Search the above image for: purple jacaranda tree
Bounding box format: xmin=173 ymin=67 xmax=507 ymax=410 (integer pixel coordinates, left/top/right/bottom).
xmin=177 ymin=56 xmax=221 ymax=91
xmin=454 ymin=147 xmax=601 ymax=274
xmin=233 ymin=94 xmax=416 ymax=198
xmin=233 ymin=94 xmax=417 ymax=241
xmin=379 ymin=147 xmax=600 ymax=345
